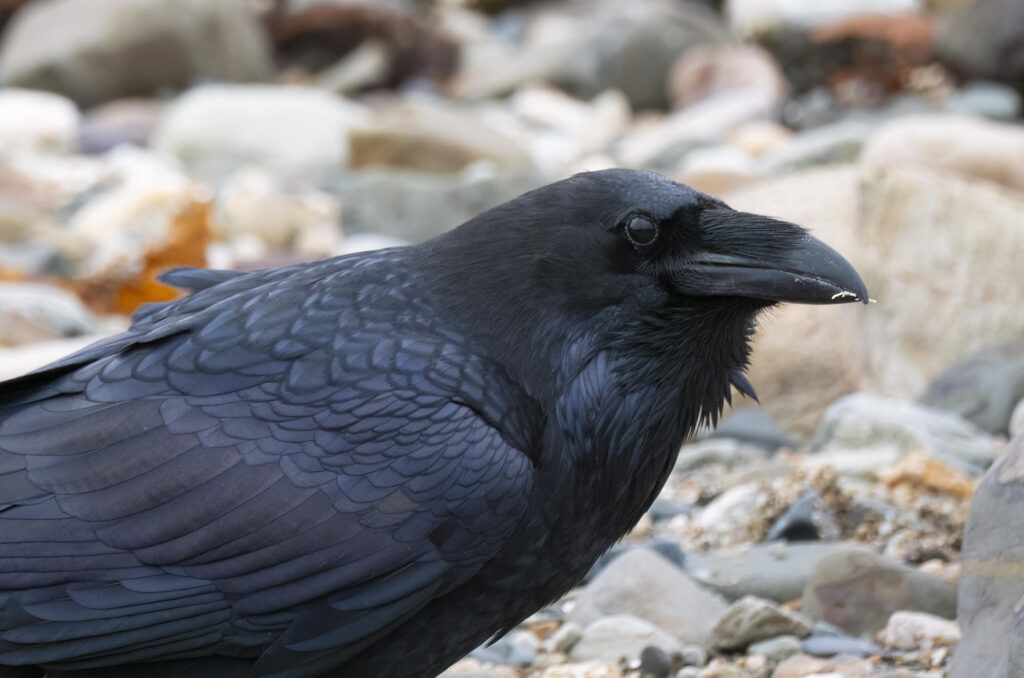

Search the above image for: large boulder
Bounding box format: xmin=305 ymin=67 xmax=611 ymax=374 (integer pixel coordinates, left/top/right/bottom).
xmin=0 ymin=0 xmax=272 ymax=107
xmin=951 ymin=433 xmax=1024 ymax=678
xmin=721 ymin=163 xmax=1024 ymax=434
xmin=856 ymin=165 xmax=1024 ymax=397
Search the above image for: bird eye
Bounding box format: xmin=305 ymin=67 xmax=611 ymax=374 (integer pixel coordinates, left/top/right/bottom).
xmin=625 ymin=216 xmax=658 ymax=246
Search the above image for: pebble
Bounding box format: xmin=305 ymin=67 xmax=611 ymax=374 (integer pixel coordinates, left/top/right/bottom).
xmin=709 ymin=595 xmax=812 ymax=651
xmin=877 ymin=611 xmax=962 ymax=651
xmin=801 ymin=634 xmax=880 ymax=658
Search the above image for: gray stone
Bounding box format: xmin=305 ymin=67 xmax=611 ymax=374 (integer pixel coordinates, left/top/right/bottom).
xmin=811 ymin=393 xmax=1000 ymax=476
xmin=707 ymin=409 xmax=795 ymax=453
xmin=571 ymin=615 xmax=682 ymax=664
xmin=764 ymin=490 xmax=839 ymax=543
xmin=757 ymin=119 xmax=872 ymax=173
xmin=801 ymin=634 xmax=880 ymax=658
xmin=801 ymin=545 xmax=956 ymax=636
xmin=0 ymin=0 xmax=271 ymax=107
xmin=685 ymin=542 xmax=845 ymax=603
xmin=153 ymin=84 xmax=368 ymax=179
xmin=569 ymin=548 xmax=727 ymax=646
xmin=937 ymin=0 xmax=1024 ymax=94
xmin=543 ymin=622 xmax=582 ymax=654
xmin=748 ymin=635 xmax=802 ymax=663
xmin=0 ymin=283 xmax=97 ymax=347
xmin=471 ymin=630 xmax=538 ymax=667
xmin=950 ymin=433 xmax=1024 ymax=678
xmin=640 ymin=645 xmax=673 ymax=678
xmin=331 ymin=168 xmax=548 ymax=243
xmin=920 ymin=338 xmax=1024 ymax=436
xmin=709 ymin=595 xmax=812 ymax=651
xmin=679 ymin=644 xmax=708 ymax=667
xmin=453 ymin=0 xmax=730 ymax=110
xmin=945 ymin=81 xmax=1023 ymax=121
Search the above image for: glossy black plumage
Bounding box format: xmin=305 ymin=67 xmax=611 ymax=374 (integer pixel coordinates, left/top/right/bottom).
xmin=0 ymin=169 xmax=866 ymax=678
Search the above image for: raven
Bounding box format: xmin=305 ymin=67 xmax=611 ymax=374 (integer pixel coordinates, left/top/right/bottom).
xmin=0 ymin=169 xmax=867 ymax=678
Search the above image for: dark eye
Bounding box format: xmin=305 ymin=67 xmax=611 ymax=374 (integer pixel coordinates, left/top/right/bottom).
xmin=625 ymin=215 xmax=658 ymax=246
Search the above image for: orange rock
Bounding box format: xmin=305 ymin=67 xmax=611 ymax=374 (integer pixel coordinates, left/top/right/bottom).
xmin=72 ymin=199 xmax=212 ymax=315
xmin=879 ymin=452 xmax=976 ymax=500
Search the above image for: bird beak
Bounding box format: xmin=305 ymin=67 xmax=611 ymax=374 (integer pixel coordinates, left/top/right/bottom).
xmin=674 ymin=208 xmax=869 ymax=305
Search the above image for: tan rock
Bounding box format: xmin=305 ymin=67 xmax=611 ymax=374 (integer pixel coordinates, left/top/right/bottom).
xmin=860 ymin=114 xmax=1024 ymax=193
xmin=857 ymin=166 xmax=1024 ymax=397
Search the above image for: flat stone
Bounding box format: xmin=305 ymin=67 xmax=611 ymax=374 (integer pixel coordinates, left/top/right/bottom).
xmin=685 ymin=542 xmax=846 ymax=603
xmin=801 ymin=634 xmax=880 ymax=658
xmin=801 ymin=545 xmax=956 ymax=636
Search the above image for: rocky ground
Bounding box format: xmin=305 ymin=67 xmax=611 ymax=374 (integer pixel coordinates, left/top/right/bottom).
xmin=0 ymin=0 xmax=1023 ymax=677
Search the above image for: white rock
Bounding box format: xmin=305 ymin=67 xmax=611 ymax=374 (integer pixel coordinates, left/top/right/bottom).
xmin=154 ymin=85 xmax=368 ymax=178
xmin=0 ymin=89 xmax=79 ymax=155
xmin=571 ymin=615 xmax=682 ymax=664
xmin=694 ymin=483 xmax=766 ymax=534
xmin=877 ymin=611 xmax=961 ymax=650
xmin=69 ymin=159 xmax=195 ymax=277
xmin=726 ymin=0 xmax=922 ymax=36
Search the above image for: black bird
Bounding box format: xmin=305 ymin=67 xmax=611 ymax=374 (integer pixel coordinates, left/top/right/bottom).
xmin=0 ymin=169 xmax=867 ymax=678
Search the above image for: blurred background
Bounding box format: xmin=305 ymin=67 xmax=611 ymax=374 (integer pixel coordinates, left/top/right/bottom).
xmin=0 ymin=0 xmax=1021 ymax=676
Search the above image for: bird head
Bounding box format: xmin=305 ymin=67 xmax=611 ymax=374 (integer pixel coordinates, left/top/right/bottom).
xmin=520 ymin=168 xmax=869 ymax=308
xmin=420 ymin=169 xmax=867 ymax=402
